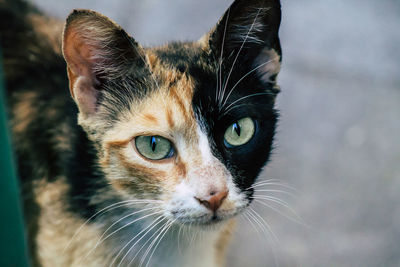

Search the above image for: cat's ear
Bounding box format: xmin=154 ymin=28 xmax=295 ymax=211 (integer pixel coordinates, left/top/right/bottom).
xmin=62 ymin=10 xmax=145 ymax=116
xmin=206 ymin=0 xmax=282 ymax=85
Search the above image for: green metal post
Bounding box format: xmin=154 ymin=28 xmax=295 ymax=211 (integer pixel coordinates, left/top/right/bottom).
xmin=0 ymin=49 xmax=30 ymax=266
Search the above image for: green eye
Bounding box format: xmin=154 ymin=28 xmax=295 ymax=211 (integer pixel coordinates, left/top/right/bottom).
xmin=135 ymin=135 xmax=173 ymax=160
xmin=224 ymin=117 xmax=255 ymax=147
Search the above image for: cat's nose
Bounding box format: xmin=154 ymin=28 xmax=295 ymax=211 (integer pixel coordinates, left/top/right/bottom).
xmin=195 ymin=190 xmax=228 ymax=212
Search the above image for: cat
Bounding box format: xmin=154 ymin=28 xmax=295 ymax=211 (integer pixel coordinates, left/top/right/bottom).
xmin=0 ymin=0 xmax=282 ymax=266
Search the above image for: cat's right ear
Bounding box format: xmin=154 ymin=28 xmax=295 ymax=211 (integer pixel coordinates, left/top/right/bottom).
xmin=62 ymin=10 xmax=145 ymax=117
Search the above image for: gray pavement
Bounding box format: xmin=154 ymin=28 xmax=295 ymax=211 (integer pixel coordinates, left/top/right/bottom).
xmin=31 ymin=0 xmax=400 ymax=266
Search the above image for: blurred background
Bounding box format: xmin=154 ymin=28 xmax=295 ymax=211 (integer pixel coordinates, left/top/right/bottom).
xmin=29 ymin=0 xmax=400 ymax=266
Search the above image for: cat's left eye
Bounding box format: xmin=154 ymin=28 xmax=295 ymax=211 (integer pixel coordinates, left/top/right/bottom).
xmin=224 ymin=117 xmax=255 ymax=147
xmin=135 ymin=135 xmax=174 ymax=160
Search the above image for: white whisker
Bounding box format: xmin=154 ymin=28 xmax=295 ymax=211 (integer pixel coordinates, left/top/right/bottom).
xmin=143 ymin=219 xmax=176 ymax=267
xmin=219 ymin=8 xmax=263 ymax=107
xmin=251 ymin=179 xmax=284 ymax=186
xmin=249 ymin=207 xmax=279 ymax=243
xmin=138 ymin=221 xmax=171 ymax=267
xmin=253 ymin=195 xmax=300 ymax=217
xmin=110 ymin=215 xmax=164 ymax=267
xmin=63 ymin=199 xmax=161 ymax=253
xmin=177 ymin=223 xmax=183 ymax=255
xmin=255 ymin=189 xmax=297 ymax=198
xmin=254 ymin=199 xmax=307 ymax=227
xmin=221 ymin=58 xmax=278 ymax=108
xmin=248 ymin=181 xmax=300 ymax=193
xmin=217 ymin=7 xmax=230 ymax=105
xmin=241 ymin=212 xmax=260 ymax=234
xmin=126 ymin=219 xmax=169 ymax=267
xmin=81 ymin=206 xmax=159 ymax=262
xmin=104 ymin=210 xmax=164 ymax=247
xmin=248 ymin=207 xmax=280 ymax=267
xmin=189 ymin=222 xmax=197 ymax=247
xmin=222 ymin=92 xmax=272 ymax=116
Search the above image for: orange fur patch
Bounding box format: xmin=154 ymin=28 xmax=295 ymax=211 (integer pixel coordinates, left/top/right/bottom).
xmin=99 ymin=60 xmax=200 ymax=194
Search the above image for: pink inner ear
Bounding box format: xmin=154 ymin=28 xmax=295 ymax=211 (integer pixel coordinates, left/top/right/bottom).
xmin=63 ymin=25 xmax=101 ymax=116
xmin=73 ymin=76 xmax=99 ymax=115
xmin=64 ymin=29 xmax=98 ymax=80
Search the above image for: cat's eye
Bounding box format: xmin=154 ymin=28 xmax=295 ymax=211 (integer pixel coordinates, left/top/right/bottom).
xmin=224 ymin=117 xmax=255 ymax=147
xmin=135 ymin=135 xmax=173 ymax=160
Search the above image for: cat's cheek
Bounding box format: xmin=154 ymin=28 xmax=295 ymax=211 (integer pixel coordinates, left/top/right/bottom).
xmin=98 ymin=142 xmax=172 ymax=197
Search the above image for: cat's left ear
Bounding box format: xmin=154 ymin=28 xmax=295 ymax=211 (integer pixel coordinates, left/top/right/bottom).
xmin=205 ymin=0 xmax=282 ymax=86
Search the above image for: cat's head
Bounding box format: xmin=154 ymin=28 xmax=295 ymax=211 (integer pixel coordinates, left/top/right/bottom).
xmin=62 ymin=0 xmax=281 ymax=226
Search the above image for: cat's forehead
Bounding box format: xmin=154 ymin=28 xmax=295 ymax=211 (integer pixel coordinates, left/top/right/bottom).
xmin=102 ymin=42 xmax=214 ymax=147
xmin=104 ymin=67 xmax=198 ymax=142
xmin=147 ymin=42 xmax=214 ymax=77
xmin=135 ymin=73 xmax=197 ymax=134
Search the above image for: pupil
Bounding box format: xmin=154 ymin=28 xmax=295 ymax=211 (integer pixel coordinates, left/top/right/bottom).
xmin=150 ymin=136 xmax=157 ymax=151
xmin=233 ymin=122 xmax=241 ymax=136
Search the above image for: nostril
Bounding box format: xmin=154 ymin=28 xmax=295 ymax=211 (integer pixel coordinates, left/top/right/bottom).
xmin=195 ymin=190 xmax=228 ymax=212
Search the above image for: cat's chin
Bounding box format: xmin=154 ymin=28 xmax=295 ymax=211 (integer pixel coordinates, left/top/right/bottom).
xmin=172 ymin=209 xmax=242 ymax=229
xmin=174 ymin=216 xmax=230 ymax=231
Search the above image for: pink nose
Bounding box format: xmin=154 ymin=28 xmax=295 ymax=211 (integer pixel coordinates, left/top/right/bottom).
xmin=195 ymin=190 xmax=228 ymax=212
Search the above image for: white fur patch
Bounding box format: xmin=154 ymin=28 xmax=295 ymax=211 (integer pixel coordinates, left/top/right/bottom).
xmin=197 ymin=125 xmax=213 ymax=164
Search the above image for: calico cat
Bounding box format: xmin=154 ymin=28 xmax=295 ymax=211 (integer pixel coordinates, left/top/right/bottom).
xmin=0 ymin=0 xmax=282 ymax=266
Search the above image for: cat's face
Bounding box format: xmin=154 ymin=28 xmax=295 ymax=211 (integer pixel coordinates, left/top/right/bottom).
xmin=62 ymin=0 xmax=281 ymax=226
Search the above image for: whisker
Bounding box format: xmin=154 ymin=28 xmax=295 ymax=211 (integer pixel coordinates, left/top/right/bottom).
xmin=189 ymin=222 xmax=196 ymax=247
xmin=177 ymin=223 xmax=183 ymax=255
xmin=247 ymin=208 xmax=277 ymax=243
xmin=63 ymin=199 xmax=161 ymax=253
xmin=249 ymin=207 xmax=279 ymax=243
xmin=254 ymin=199 xmax=307 ymax=227
xmin=219 ymin=8 xmax=263 ymax=107
xmin=252 ymin=195 xmax=299 ymax=217
xmin=251 ymin=179 xmax=284 ymax=186
xmin=248 ymin=181 xmax=300 ymax=193
xmin=110 ymin=215 xmax=164 ymax=267
xmin=220 ymin=103 xmax=251 ymax=115
xmin=81 ymin=207 xmax=159 ymax=262
xmin=215 ymin=65 xmax=220 ymax=105
xmin=138 ymin=221 xmax=171 ymax=267
xmin=221 ymin=58 xmax=278 ymax=108
xmin=142 ymin=219 xmax=176 ymax=267
xmin=217 ymin=7 xmax=230 ymax=104
xmin=242 ymin=209 xmax=280 ymax=267
xmin=126 ymin=220 xmax=170 ymax=267
xmin=241 ymin=212 xmax=260 ymax=234
xmin=127 ymin=219 xmax=170 ymax=267
xmin=255 ymin=189 xmax=297 ymax=198
xmin=104 ymin=210 xmax=164 ymax=247
xmin=248 ymin=207 xmax=280 ymax=267
xmin=222 ymin=92 xmax=272 ymax=116
xmin=246 ymin=209 xmax=265 ymax=234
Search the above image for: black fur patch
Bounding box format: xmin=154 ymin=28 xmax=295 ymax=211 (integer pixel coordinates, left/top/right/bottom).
xmin=190 ymin=55 xmax=279 ymax=193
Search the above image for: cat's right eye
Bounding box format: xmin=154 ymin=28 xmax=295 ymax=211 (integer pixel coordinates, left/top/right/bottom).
xmin=135 ymin=135 xmax=174 ymax=160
